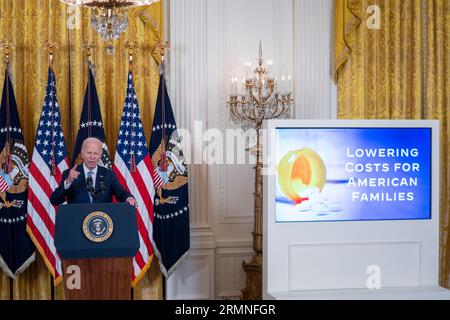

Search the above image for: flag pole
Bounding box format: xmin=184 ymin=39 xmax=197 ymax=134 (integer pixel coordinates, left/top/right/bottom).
xmin=158 ymin=41 xmax=170 ymax=63
xmin=126 ymin=41 xmax=137 ymax=74
xmin=0 ymin=40 xmax=13 ymax=65
xmin=45 ymin=41 xmax=57 ymax=71
xmin=83 ymin=41 xmax=95 ymax=63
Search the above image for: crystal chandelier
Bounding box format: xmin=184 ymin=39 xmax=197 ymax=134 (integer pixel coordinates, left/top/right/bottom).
xmin=60 ymin=1 xmax=159 ymax=54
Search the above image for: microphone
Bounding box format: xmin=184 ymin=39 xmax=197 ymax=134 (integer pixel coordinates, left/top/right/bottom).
xmin=98 ymin=175 xmax=105 ymax=197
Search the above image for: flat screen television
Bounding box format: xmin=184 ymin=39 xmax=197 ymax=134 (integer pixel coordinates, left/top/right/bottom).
xmin=263 ymin=119 xmax=440 ymax=295
xmin=274 ymin=126 xmax=432 ymax=222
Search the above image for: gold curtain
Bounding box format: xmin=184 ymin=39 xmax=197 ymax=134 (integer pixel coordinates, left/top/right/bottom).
xmin=0 ymin=0 xmax=164 ymax=299
xmin=334 ymin=0 xmax=450 ymax=287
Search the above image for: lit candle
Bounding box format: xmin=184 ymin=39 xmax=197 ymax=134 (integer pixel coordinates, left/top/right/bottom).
xmin=281 ymin=75 xmax=286 ymax=93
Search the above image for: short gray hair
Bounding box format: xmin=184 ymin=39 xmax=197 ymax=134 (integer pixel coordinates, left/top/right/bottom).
xmin=81 ymin=137 xmax=103 ymax=151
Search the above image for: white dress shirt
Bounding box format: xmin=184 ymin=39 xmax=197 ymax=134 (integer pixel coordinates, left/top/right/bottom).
xmin=83 ymin=164 xmax=98 ymax=188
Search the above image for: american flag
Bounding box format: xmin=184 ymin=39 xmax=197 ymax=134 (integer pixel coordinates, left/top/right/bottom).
xmin=26 ymin=68 xmax=68 ymax=285
xmin=113 ymin=70 xmax=155 ymax=286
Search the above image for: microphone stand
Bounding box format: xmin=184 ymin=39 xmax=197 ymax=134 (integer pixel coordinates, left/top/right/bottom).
xmin=97 ymin=175 xmax=105 ymax=199
xmin=87 ymin=174 xmax=105 ymax=200
xmin=87 ymin=176 xmax=95 ymax=200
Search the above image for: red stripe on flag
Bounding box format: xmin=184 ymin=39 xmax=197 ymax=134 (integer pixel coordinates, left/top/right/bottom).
xmin=134 ymin=250 xmax=146 ymax=269
xmin=113 ymin=161 xmax=153 ymax=213
xmin=28 ymin=154 xmax=68 ymax=282
xmin=26 ymin=214 xmax=59 ymax=277
xmin=135 ymin=208 xmax=153 ymax=256
xmin=27 ymin=188 xmax=56 ymax=236
xmin=29 ymin=162 xmax=56 ymax=197
xmin=55 ymin=159 xmax=69 ymax=182
xmin=114 ymin=156 xmax=155 ymax=282
xmin=143 ymin=154 xmax=155 ymax=176
xmin=142 ymin=155 xmax=155 ymax=224
xmin=152 ymin=169 xmax=164 ymax=189
xmin=147 ymin=154 xmax=163 ymax=190
xmin=114 ymin=164 xmax=154 ymax=255
xmin=53 ymin=167 xmax=63 ymax=185
xmin=0 ymin=178 xmax=8 ymax=191
xmin=129 ymin=164 xmax=152 ymax=211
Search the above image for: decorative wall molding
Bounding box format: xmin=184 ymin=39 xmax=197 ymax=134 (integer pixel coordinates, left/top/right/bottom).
xmin=216 ymin=239 xmax=253 ymax=250
xmin=166 ymin=226 xmax=215 ymax=299
xmin=190 ymin=225 xmax=216 ymax=250
xmin=294 ymin=0 xmax=337 ymax=119
xmin=219 ymin=166 xmax=254 ymax=224
xmin=211 ymin=0 xmax=254 ymax=225
xmin=166 ymin=0 xmax=215 ymax=300
xmin=166 ymin=249 xmax=215 ymax=300
xmin=215 ymin=239 xmax=253 ymax=300
xmin=168 ymin=0 xmax=209 ymax=228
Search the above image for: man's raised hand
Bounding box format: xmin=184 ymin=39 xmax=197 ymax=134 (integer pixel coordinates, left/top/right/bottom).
xmin=66 ymin=165 xmax=80 ymax=184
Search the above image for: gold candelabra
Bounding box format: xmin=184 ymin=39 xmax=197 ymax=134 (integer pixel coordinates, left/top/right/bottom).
xmin=227 ymin=41 xmax=293 ymax=299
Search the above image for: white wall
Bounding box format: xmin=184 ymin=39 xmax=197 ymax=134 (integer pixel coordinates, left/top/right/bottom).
xmin=165 ymin=0 xmax=337 ymax=299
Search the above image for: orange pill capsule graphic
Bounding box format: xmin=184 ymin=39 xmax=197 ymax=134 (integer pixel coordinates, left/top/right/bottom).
xmin=277 ymin=147 xmax=326 ymax=204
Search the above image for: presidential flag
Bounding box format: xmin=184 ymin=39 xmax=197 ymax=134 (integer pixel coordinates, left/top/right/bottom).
xmin=0 ymin=67 xmax=35 ymax=278
xmin=72 ymin=63 xmax=112 ymax=169
xmin=27 ymin=67 xmax=69 ymax=284
xmin=113 ymin=69 xmax=155 ymax=286
xmin=149 ymin=65 xmax=189 ymax=277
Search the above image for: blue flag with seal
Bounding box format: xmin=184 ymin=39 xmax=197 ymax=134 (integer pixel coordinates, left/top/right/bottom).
xmin=72 ymin=63 xmax=112 ymax=169
xmin=0 ymin=67 xmax=35 ymax=278
xmin=149 ymin=63 xmax=190 ymax=277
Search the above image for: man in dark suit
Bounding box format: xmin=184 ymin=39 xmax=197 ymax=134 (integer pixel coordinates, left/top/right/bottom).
xmin=50 ymin=137 xmax=136 ymax=206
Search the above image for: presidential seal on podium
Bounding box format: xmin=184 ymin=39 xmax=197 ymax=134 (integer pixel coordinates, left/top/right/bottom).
xmin=82 ymin=211 xmax=114 ymax=243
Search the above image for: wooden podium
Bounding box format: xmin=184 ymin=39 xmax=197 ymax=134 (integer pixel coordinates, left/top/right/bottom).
xmin=55 ymin=203 xmax=139 ymax=300
xmin=62 ymin=257 xmax=132 ymax=300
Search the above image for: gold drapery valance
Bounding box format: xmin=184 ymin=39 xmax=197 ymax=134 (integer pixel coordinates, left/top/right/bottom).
xmin=0 ymin=0 xmax=164 ymax=299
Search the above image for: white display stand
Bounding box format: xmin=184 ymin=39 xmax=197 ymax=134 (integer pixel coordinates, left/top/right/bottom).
xmin=263 ymin=120 xmax=450 ymax=300
xmin=267 ymin=286 xmax=450 ymax=300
